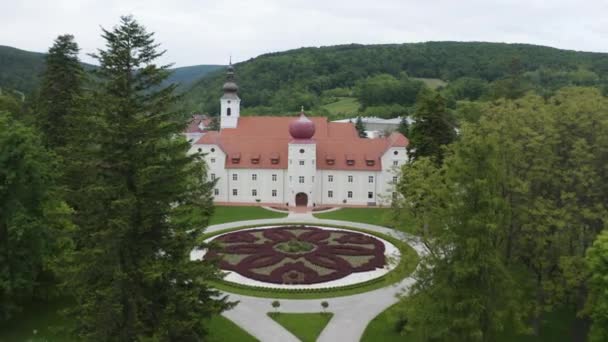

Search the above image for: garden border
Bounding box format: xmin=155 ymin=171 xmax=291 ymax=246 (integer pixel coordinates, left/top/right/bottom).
xmin=198 ymin=222 xmax=420 ymax=299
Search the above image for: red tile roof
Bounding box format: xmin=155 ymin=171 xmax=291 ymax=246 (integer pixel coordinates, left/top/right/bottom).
xmin=196 ymin=116 xmax=409 ymax=171
xmin=186 ymin=114 xmax=212 ymax=133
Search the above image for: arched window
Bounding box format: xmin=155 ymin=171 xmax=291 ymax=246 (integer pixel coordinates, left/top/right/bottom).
xmin=227 ymin=107 xmax=231 ymax=116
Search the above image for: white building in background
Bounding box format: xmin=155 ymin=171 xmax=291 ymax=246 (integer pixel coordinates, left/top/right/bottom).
xmin=187 ymin=64 xmax=409 ymax=208
xmin=332 ymin=116 xmax=413 ymax=139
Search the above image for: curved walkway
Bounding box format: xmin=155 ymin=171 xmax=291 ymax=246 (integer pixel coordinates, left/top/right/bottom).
xmin=208 ymin=214 xmax=426 ymax=342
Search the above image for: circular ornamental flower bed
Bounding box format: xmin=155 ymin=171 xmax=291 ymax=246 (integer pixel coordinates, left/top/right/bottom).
xmin=204 ymin=226 xmax=387 ymax=285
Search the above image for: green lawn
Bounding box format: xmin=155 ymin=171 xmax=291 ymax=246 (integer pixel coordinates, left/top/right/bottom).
xmin=209 ymin=205 xmax=287 ymax=225
xmin=267 ymin=312 xmax=333 ymax=342
xmin=206 ymin=315 xmax=259 ymax=342
xmin=322 ymin=97 xmax=360 ymax=115
xmin=0 ymin=299 xmax=73 ymax=342
xmin=362 ymin=303 xmax=576 ymax=342
xmin=0 ymin=299 xmax=257 ymax=342
xmin=361 ymin=303 xmax=406 ymax=342
xmin=314 ymin=208 xmax=416 ymax=233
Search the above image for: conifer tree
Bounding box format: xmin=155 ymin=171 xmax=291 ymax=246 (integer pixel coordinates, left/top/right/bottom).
xmin=37 ymin=34 xmax=83 ymax=149
xmin=65 ymin=16 xmax=232 ymax=341
xmin=355 ymin=116 xmax=366 ymax=138
xmin=408 ymin=90 xmax=456 ymax=165
xmin=397 ymin=116 xmax=409 ymax=137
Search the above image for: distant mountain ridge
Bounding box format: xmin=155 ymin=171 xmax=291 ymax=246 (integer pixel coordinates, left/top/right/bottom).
xmin=0 ymin=45 xmax=223 ymax=95
xmin=178 ymin=41 xmax=608 ymax=114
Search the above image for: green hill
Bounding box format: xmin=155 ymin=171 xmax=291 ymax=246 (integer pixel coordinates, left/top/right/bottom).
xmin=162 ymin=64 xmax=224 ymax=91
xmin=179 ymin=42 xmax=608 ymax=115
xmin=0 ymin=45 xmax=47 ymax=94
xmin=0 ymin=45 xmax=222 ymax=95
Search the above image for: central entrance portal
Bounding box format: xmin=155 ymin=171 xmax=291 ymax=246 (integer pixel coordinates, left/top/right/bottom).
xmin=295 ymin=193 xmax=308 ymax=207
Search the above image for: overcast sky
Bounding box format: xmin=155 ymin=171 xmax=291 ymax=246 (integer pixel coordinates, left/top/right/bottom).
xmin=2 ymin=0 xmax=607 ymax=67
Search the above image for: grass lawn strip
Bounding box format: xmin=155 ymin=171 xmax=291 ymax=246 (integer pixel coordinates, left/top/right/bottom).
xmin=361 ymin=302 xmax=577 ymax=342
xmin=200 ymin=222 xmax=419 ymax=299
xmin=0 ymin=299 xmax=257 ymax=342
xmin=267 ymin=312 xmax=333 ymax=342
xmin=209 ymin=206 xmax=287 ymax=225
xmin=313 ymin=208 xmax=417 ymax=234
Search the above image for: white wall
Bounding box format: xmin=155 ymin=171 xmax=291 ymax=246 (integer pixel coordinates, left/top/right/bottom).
xmin=220 ymin=97 xmax=240 ymax=129
xmin=287 ymin=142 xmax=317 ymax=207
xmin=189 ymin=141 xmax=408 ymax=207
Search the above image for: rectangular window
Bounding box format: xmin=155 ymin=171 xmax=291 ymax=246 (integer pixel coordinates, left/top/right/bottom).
xmin=348 ymin=191 xmax=353 ymax=198
xmin=214 ymin=188 xmax=219 ymax=196
xmin=368 ymin=192 xmax=373 ymax=199
xmin=368 ymin=176 xmax=374 ymax=183
xmin=299 ymin=160 xmax=305 ymax=166
xmin=232 ymin=174 xmax=238 ymax=181
xmin=328 ymin=175 xmax=333 ymax=182
xmin=312 ymin=176 xmax=315 ymax=183
xmin=272 ymin=190 xmax=277 ymax=197
xmin=211 ymin=173 xmax=216 ymax=180
xmin=393 ymin=176 xmax=398 ymax=183
xmin=348 ymin=175 xmax=353 ymax=183
xmin=393 ymin=160 xmax=399 ymax=166
xmin=252 ymin=189 xmax=257 ymax=196
xmin=232 ymin=189 xmax=238 ymax=196
xmin=252 ymin=174 xmax=257 ymax=181
xmin=299 ymin=176 xmax=305 ymax=184
xmin=210 ymin=158 xmax=216 ymax=163
xmin=328 ymin=190 xmax=333 ymax=198
xmin=272 ymin=174 xmax=277 ymax=181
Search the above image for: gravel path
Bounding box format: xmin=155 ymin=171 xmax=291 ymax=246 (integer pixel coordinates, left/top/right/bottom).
xmin=207 ymin=216 xmax=425 ymax=342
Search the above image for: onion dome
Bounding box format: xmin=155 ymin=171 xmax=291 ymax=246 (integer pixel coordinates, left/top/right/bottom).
xmin=223 ymin=61 xmax=238 ymax=93
xmin=223 ymin=81 xmax=238 ymax=92
xmin=289 ymin=108 xmax=315 ymax=139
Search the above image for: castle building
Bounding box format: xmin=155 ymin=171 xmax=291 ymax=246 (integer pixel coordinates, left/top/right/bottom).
xmin=188 ymin=64 xmax=409 ymax=208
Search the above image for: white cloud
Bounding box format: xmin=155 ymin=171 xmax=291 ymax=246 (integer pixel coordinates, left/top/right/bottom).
xmin=1 ymin=0 xmax=607 ymax=67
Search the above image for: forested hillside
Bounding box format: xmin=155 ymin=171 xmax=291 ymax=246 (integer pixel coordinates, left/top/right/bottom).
xmin=0 ymin=46 xmax=47 ymax=94
xmin=0 ymin=45 xmax=222 ymax=94
xmin=180 ymin=42 xmax=608 ymax=117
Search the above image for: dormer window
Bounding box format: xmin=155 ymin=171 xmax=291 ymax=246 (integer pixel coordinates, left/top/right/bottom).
xmin=270 ymin=152 xmax=280 ymax=164
xmin=251 ymin=153 xmax=260 ymax=164
xmin=365 ymin=155 xmax=375 ymax=166
xmin=231 ymin=152 xmax=241 ymax=164
xmin=346 ymin=154 xmax=355 ymax=166
xmin=325 ymin=153 xmax=335 ymax=165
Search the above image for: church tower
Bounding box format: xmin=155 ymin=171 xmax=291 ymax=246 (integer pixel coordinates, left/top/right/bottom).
xmin=220 ymin=61 xmax=240 ymax=129
xmin=287 ymin=108 xmax=317 ymax=208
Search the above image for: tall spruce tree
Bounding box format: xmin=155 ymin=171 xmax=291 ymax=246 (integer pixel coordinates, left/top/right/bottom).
xmin=355 ymin=116 xmax=366 ymax=138
xmin=37 ymin=34 xmax=83 ymax=149
xmin=65 ymin=16 xmax=232 ymax=341
xmin=408 ymin=90 xmax=456 ymax=165
xmin=397 ymin=116 xmax=409 ymax=137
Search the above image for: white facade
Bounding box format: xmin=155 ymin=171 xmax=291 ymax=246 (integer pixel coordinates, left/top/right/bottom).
xmin=190 ymin=143 xmax=406 ymax=208
xmin=187 ymin=64 xmax=408 ymax=208
xmin=220 ymin=96 xmax=240 ymax=129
